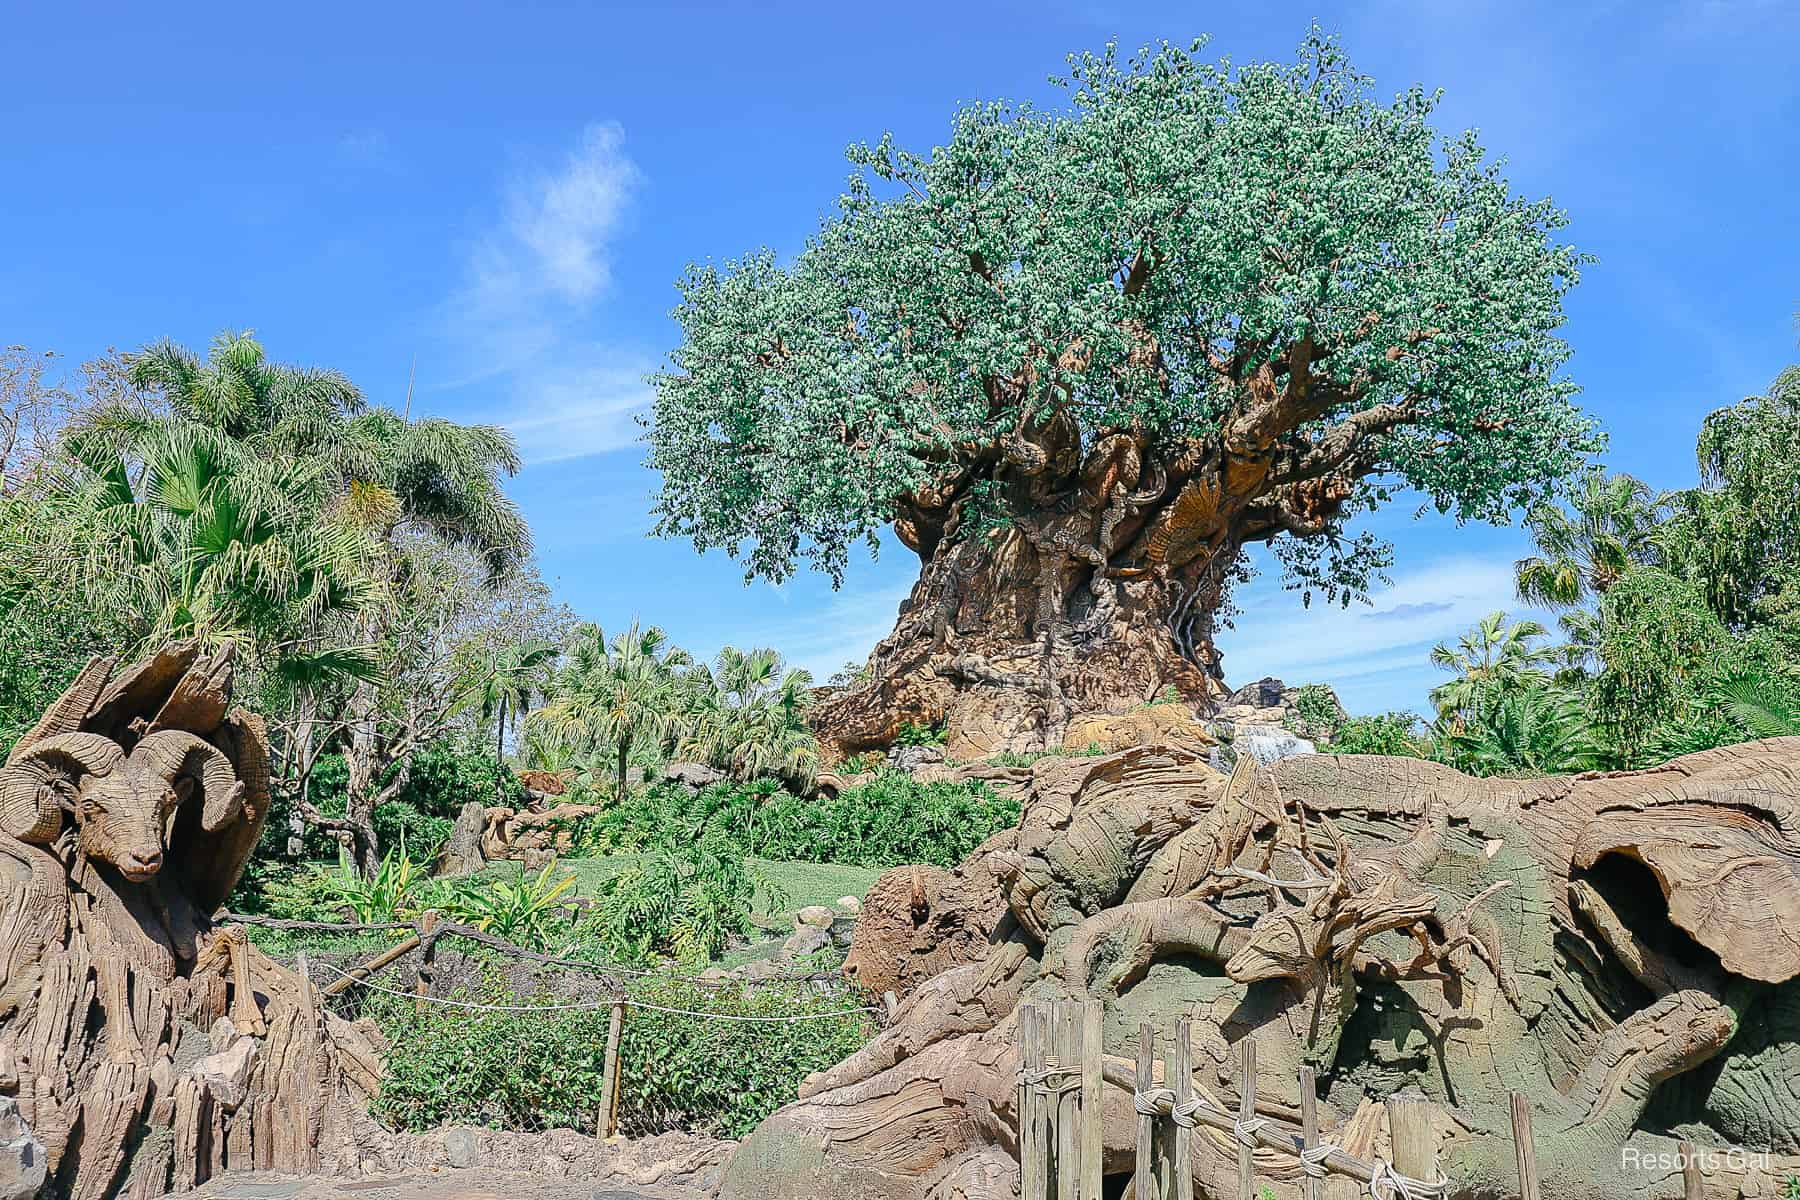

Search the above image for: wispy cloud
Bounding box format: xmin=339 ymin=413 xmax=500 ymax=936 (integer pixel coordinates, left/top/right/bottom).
xmin=1216 ymin=556 xmax=1553 ymax=714
xmin=719 ymin=580 xmax=916 ymax=683
xmin=437 ymin=122 xmax=649 ymax=463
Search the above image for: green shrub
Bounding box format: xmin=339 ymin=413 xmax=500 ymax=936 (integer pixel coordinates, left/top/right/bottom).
xmin=588 ymin=833 xmax=764 ymax=964
xmin=892 ymin=720 xmax=948 ymax=747
xmin=441 ymin=860 xmax=581 ymax=951
xmin=369 ymin=972 xmax=872 ymax=1139
xmin=560 ymin=771 xmax=1018 ymax=870
xmin=1324 ymin=712 xmax=1429 ymax=757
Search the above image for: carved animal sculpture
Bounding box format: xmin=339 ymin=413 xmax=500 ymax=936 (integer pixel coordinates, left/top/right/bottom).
xmin=0 ymin=642 xmax=385 ymax=1200
xmin=2 ymin=729 xmax=244 ymax=881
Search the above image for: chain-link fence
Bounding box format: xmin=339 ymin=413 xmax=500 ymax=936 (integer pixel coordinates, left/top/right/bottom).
xmin=242 ymin=913 xmax=881 ymax=1140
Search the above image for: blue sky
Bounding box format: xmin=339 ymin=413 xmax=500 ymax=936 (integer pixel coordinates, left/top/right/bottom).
xmin=4 ymin=1 xmax=1797 ymax=715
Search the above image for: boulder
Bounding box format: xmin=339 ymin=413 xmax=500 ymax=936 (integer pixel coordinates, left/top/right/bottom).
xmin=795 ymin=905 xmax=836 ymax=929
xmin=836 ymin=895 xmax=862 ymax=914
xmin=0 ymin=1100 xmax=44 ymax=1200
xmin=783 ymin=926 xmax=832 ymax=957
xmin=664 ymin=761 xmax=725 ymax=790
xmin=190 ymin=1037 xmax=258 ymax=1111
xmin=1062 ymin=703 xmax=1215 ymax=754
xmin=438 ymin=800 xmax=489 ymax=877
xmin=887 ymin=744 xmax=946 ymax=772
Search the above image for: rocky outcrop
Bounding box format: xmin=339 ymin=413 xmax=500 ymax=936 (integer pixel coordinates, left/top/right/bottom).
xmin=478 ymin=802 xmax=607 ymax=868
xmin=0 ymin=1100 xmax=45 ymax=1200
xmin=1062 ymin=701 xmax=1215 ymax=754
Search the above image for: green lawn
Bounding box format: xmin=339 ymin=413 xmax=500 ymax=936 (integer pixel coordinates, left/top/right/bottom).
xmin=482 ymin=855 xmax=883 ymax=929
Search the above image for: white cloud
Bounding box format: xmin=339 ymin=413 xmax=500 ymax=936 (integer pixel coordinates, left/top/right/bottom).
xmin=1216 ymin=556 xmax=1555 ymax=714
xmin=437 ymin=122 xmax=649 ymax=463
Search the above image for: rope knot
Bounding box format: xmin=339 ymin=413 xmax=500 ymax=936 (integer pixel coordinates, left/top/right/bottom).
xmin=1133 ymin=1087 xmax=1175 ymax=1117
xmin=1299 ymin=1142 xmax=1340 ymax=1179
xmin=1232 ymin=1115 xmax=1267 ymax=1148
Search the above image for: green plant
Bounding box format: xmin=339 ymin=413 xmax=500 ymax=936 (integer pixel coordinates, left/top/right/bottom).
xmin=1428 ymin=612 xmax=1556 ymax=721
xmin=1137 ymin=685 xmax=1183 ymax=710
xmin=590 ymin=833 xmax=762 ymax=964
xmin=368 ymin=971 xmax=871 ymax=1140
xmin=316 ymin=844 xmax=439 ymax=923
xmin=1287 ymin=683 xmax=1343 ymax=736
xmin=1324 ymin=713 xmax=1428 ymax=757
xmin=893 ymin=720 xmax=948 ymax=747
xmin=1441 ymin=684 xmax=1604 ymax=777
xmin=443 ymin=859 xmax=580 ymax=951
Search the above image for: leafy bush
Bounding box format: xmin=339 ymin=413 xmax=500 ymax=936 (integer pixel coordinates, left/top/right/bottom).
xmin=1287 ymin=683 xmax=1343 ymax=737
xmin=369 ymin=973 xmax=872 ymax=1139
xmin=1324 ymin=713 xmax=1429 ymax=757
xmin=588 ymin=833 xmax=764 ymax=964
xmin=665 ymin=772 xmax=1016 ymax=868
xmin=441 ymin=860 xmax=580 ymax=951
xmin=893 ymin=720 xmax=948 ymax=747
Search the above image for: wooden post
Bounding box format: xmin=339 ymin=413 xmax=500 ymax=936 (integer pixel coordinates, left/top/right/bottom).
xmin=596 ymin=1001 xmax=625 ymax=1140
xmin=1051 ymin=1004 xmax=1074 ymax=1198
xmin=1298 ymin=1066 xmax=1321 ymax=1200
xmin=1166 ymin=1019 xmax=1193 ymax=1200
xmin=1078 ymin=1001 xmax=1104 ymax=1200
xmin=294 ymin=951 xmax=314 ymax=1026
xmin=1509 ymin=1093 xmax=1540 ymax=1200
xmin=412 ymin=911 xmax=439 ymax=1016
xmin=1679 ymin=1139 xmax=1702 ymax=1200
xmin=1136 ymin=1023 xmax=1157 ymax=1200
xmin=1385 ymin=1092 xmax=1437 ymax=1191
xmin=1023 ymin=1006 xmax=1048 ymax=1200
xmin=1236 ymin=1037 xmax=1257 ymax=1200
xmin=321 ymin=932 xmax=422 ymax=996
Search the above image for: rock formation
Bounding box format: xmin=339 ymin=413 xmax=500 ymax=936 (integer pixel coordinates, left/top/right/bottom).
xmin=0 ymin=642 xmax=383 ymax=1199
xmin=723 ymin=742 xmax=1800 ymax=1200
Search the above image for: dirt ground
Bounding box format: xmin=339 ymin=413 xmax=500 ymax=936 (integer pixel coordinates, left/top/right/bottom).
xmin=168 ymin=1168 xmax=713 ymax=1200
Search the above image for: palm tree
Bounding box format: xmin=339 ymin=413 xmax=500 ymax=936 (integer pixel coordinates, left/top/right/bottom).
xmin=1514 ymin=469 xmax=1659 ymax=608
xmin=1445 ymin=685 xmax=1604 ymax=776
xmin=1718 ymin=671 xmax=1800 ymax=739
xmin=677 ymin=646 xmax=819 ymax=785
xmin=458 ymin=638 xmax=558 ymax=800
xmin=74 ymin=331 xmax=533 ymax=872
xmin=532 ymin=622 xmax=692 ymax=800
xmin=1428 ymin=612 xmax=1555 ymax=721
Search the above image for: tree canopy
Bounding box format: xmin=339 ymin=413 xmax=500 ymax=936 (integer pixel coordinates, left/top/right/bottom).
xmin=649 ymin=30 xmax=1599 ymax=606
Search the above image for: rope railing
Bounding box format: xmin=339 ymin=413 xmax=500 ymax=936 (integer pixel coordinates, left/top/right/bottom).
xmin=222 ymin=909 xmax=850 ymax=989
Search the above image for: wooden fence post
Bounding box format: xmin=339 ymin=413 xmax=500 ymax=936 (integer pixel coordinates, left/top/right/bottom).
xmin=1509 ymin=1092 xmax=1540 ymax=1200
xmin=1385 ymin=1092 xmax=1437 ymax=1191
xmin=412 ymin=911 xmax=439 ymax=1016
xmin=596 ymin=1001 xmax=625 ymax=1140
xmin=1679 ymin=1139 xmax=1702 ymax=1200
xmin=1237 ymin=1037 xmax=1257 ymax=1200
xmin=1051 ymin=1007 xmax=1072 ymax=1200
xmin=1078 ymin=1001 xmax=1103 ymax=1200
xmin=1298 ymin=1065 xmax=1321 ymax=1200
xmin=1166 ymin=1019 xmax=1193 ymax=1200
xmin=1136 ymin=1023 xmax=1161 ymax=1200
xmin=1023 ymin=1006 xmax=1048 ymax=1200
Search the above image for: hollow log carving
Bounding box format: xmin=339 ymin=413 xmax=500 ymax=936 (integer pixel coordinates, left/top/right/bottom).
xmin=0 ymin=641 xmax=384 ymax=1198
xmin=723 ymin=741 xmax=1800 ymax=1200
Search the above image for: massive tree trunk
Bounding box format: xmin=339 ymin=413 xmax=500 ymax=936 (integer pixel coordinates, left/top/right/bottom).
xmin=812 ymin=405 xmax=1368 ymax=760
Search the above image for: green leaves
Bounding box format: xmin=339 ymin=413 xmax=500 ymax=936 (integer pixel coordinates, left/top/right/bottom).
xmin=648 ymin=29 xmax=1597 ymax=587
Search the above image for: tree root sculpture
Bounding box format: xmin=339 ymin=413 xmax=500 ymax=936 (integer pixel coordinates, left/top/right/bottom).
xmin=0 ymin=643 xmax=385 ymax=1199
xmin=723 ymin=741 xmax=1800 ymax=1200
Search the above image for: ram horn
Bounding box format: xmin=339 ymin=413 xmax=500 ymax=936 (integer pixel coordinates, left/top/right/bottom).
xmin=0 ymin=733 xmax=126 ymax=844
xmin=132 ymin=731 xmax=243 ymax=832
xmin=5 ymin=656 xmax=115 ymax=766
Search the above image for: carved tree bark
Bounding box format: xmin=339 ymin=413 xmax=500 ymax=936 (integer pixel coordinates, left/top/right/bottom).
xmin=810 ymin=401 xmax=1392 ymax=759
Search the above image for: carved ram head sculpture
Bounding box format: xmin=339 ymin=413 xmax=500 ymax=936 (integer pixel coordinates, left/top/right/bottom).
xmin=1 ymin=729 xmax=244 ymax=881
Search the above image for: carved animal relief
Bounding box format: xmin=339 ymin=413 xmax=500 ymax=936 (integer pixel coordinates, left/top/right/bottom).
xmin=722 ymin=742 xmax=1800 ymax=1200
